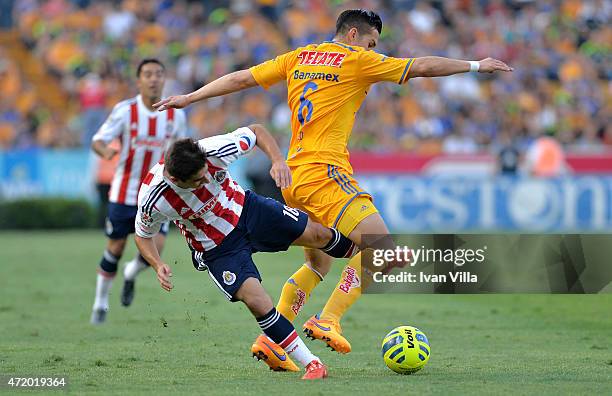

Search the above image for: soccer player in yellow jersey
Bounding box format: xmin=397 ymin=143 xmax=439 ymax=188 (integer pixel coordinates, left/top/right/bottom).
xmin=155 ymin=9 xmax=512 ymax=371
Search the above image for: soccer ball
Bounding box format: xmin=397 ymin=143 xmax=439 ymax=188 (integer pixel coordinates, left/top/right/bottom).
xmin=381 ymin=325 xmax=430 ymax=374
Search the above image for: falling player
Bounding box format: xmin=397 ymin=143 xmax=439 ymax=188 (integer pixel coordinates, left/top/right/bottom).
xmin=154 ymin=9 xmax=512 ymax=368
xmin=90 ymin=59 xmax=187 ymax=324
xmin=135 ymin=124 xmax=357 ymax=379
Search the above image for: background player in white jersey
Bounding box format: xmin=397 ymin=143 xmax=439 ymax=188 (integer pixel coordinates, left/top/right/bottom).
xmin=135 ymin=124 xmax=357 ymax=379
xmin=90 ymin=59 xmax=187 ymax=324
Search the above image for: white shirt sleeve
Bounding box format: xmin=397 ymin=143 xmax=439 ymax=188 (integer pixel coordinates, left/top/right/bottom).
xmin=134 ymin=180 xmax=169 ymax=238
xmin=92 ymin=101 xmax=128 ymax=143
xmin=135 ymin=200 xmax=168 ymax=238
xmin=198 ymin=127 xmax=257 ymax=166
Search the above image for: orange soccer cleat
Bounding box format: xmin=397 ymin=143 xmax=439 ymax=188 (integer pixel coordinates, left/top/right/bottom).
xmin=250 ymin=335 xmax=300 ymax=372
xmin=301 ymin=360 xmax=328 ymax=380
xmin=303 ymin=314 xmax=352 ymax=354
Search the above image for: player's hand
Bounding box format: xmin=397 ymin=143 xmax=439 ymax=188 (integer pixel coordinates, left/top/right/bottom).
xmin=102 ymin=147 xmax=118 ymax=160
xmin=153 ymin=95 xmax=190 ymax=112
xmin=156 ymin=263 xmax=173 ymax=291
xmin=477 ymin=58 xmax=513 ymax=73
xmin=270 ymin=160 xmax=292 ymax=189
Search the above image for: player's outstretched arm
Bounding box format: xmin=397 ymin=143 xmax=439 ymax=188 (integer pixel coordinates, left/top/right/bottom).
xmin=135 ymin=235 xmax=173 ymax=291
xmin=153 ymin=70 xmax=258 ymax=111
xmin=407 ymin=56 xmax=513 ymax=79
xmin=248 ymin=123 xmax=292 ymax=189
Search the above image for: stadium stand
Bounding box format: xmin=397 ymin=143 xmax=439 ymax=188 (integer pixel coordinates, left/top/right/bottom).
xmin=0 ymin=0 xmax=609 ymax=154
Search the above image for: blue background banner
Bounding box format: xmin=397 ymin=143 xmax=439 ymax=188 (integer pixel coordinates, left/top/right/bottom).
xmin=1 ymin=149 xmax=95 ymax=200
xmin=1 ymin=149 xmax=44 ymax=199
xmin=2 ymin=150 xmax=612 ymax=232
xmin=359 ymin=175 xmax=612 ymax=232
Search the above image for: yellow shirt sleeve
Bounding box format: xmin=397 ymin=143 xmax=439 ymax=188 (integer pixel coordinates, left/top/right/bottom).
xmin=358 ymin=50 xmax=415 ymax=85
xmin=249 ymin=49 xmax=296 ymax=90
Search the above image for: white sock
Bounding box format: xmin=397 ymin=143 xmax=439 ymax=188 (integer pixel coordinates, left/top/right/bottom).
xmin=93 ymin=273 xmax=113 ymax=311
xmin=123 ymin=257 xmax=148 ymax=281
xmin=282 ymin=331 xmax=319 ymax=367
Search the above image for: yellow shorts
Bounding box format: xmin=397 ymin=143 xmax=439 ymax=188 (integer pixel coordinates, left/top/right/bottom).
xmin=282 ymin=163 xmax=379 ymax=236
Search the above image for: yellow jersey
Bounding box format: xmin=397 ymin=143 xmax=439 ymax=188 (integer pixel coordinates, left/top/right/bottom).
xmin=250 ymin=41 xmax=415 ymax=173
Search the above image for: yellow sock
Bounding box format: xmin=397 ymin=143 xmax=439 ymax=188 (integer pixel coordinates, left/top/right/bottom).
xmin=276 ymin=264 xmax=323 ymax=322
xmin=320 ymin=252 xmax=363 ymax=323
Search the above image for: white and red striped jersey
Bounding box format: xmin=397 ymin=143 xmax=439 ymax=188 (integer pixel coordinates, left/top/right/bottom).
xmin=92 ymin=94 xmax=187 ymax=205
xmin=135 ymin=127 xmax=257 ymax=251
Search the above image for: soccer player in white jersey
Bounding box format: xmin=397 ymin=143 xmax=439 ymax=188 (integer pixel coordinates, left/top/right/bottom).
xmin=135 ymin=124 xmax=357 ymax=379
xmin=90 ymin=59 xmax=187 ymax=324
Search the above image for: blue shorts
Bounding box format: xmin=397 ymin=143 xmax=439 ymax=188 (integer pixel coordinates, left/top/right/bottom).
xmin=190 ymin=190 xmax=308 ymax=301
xmin=105 ymin=203 xmax=169 ymax=239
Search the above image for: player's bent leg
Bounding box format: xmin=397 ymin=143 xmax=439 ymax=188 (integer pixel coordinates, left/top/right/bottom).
xmin=236 ymin=278 xmax=324 ymax=376
xmin=276 ymin=222 xmax=354 ymax=348
xmin=293 ymin=223 xmax=360 ymax=353
xmin=304 ymin=201 xmax=386 ymax=349
xmin=275 ymin=238 xmax=334 ymax=324
xmin=319 ymin=211 xmax=390 ymax=325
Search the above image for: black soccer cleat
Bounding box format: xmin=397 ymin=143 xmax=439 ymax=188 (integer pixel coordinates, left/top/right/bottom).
xmin=120 ymin=280 xmax=135 ymax=307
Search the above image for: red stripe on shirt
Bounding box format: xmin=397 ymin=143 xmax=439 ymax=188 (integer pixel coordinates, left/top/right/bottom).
xmin=166 ymin=196 xmax=205 ymax=251
xmin=193 ymin=185 xmax=214 ymax=205
xmin=138 ymin=116 xmax=157 ymax=184
xmin=192 ymin=216 xmax=226 ymax=246
xmin=142 ymin=171 xmax=154 ymax=186
xmin=167 ymin=108 xmax=174 ymax=119
xmin=162 ymin=186 xmax=196 ymax=218
xmin=175 ymin=222 xmax=204 ymax=251
xmin=221 ymin=178 xmax=245 ymax=206
xmin=211 ymin=200 xmax=240 ymax=227
xmin=162 ymin=187 xmax=226 ymax=247
xmin=117 ymin=103 xmax=138 ymax=203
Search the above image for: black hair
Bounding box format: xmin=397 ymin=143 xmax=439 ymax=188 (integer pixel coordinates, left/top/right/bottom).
xmin=136 ymin=58 xmax=165 ymax=77
xmin=335 ymin=9 xmax=383 ymax=36
xmin=165 ymin=138 xmax=207 ymax=182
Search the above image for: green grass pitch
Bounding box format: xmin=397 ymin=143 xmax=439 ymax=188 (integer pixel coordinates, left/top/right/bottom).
xmin=1 ymin=230 xmax=611 ymax=395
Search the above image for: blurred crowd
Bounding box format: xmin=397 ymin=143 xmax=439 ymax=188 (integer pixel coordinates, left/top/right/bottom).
xmin=0 ymin=0 xmax=610 ymax=155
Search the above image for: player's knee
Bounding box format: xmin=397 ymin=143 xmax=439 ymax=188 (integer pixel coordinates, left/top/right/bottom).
xmin=107 ymin=239 xmax=127 ymax=256
xmin=99 ymin=248 xmax=122 ymax=274
xmin=308 ymin=222 xmax=332 ymax=247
